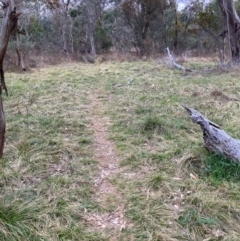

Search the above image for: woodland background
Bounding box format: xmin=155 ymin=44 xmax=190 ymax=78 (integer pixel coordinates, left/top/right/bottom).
xmin=5 ymin=0 xmax=231 ymax=68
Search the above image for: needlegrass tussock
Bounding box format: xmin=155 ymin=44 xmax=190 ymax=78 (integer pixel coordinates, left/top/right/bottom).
xmin=0 ymin=60 xmax=240 ymax=240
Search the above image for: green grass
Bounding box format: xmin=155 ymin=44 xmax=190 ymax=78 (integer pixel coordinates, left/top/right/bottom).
xmin=1 ymin=60 xmax=240 ymax=240
xmin=100 ymin=60 xmax=240 ymax=240
xmin=203 ymin=154 xmax=240 ymax=185
xmin=0 ymin=64 xmax=106 ymax=240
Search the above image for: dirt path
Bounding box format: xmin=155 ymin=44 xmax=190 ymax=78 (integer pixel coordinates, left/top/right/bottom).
xmin=85 ymin=90 xmax=127 ymax=240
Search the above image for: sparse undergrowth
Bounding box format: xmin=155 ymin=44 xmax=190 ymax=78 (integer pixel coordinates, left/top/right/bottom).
xmin=1 ymin=60 xmax=240 ymax=240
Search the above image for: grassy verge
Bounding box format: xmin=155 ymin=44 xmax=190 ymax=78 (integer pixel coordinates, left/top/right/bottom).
xmin=1 ymin=59 xmax=240 ymax=240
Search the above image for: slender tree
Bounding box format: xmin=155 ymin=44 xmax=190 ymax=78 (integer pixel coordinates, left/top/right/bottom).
xmin=15 ymin=26 xmax=26 ymax=70
xmin=85 ymin=0 xmax=96 ymax=56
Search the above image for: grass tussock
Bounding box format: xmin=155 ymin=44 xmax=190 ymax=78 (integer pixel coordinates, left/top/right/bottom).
xmin=1 ymin=59 xmax=240 ymax=240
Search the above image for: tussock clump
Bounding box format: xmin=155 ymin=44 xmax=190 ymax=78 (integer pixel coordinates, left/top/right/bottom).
xmin=210 ymin=89 xmax=240 ymax=104
xmin=135 ymin=105 xmax=153 ymax=115
xmin=140 ymin=116 xmax=168 ymax=138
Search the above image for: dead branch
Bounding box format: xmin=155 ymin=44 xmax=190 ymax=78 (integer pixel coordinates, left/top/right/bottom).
xmin=182 ymin=104 xmax=240 ymax=162
xmin=166 ymin=47 xmax=185 ymax=70
xmin=166 ymin=47 xmax=191 ymax=71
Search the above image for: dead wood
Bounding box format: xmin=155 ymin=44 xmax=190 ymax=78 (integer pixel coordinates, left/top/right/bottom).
xmin=166 ymin=47 xmax=192 ymax=72
xmin=182 ymin=104 xmax=240 ymax=162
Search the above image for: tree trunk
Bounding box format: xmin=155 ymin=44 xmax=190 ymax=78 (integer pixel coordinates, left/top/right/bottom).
xmin=173 ymin=3 xmax=178 ymax=51
xmin=218 ymin=0 xmax=240 ymax=64
xmin=161 ymin=12 xmax=167 ymax=48
xmin=183 ymin=104 xmax=240 ymax=162
xmin=85 ymin=0 xmax=96 ymax=56
xmin=61 ymin=22 xmax=69 ymax=56
xmin=0 ymin=0 xmax=21 ymax=158
xmin=0 ymin=69 xmax=5 ymax=158
xmin=15 ymin=27 xmax=26 ymax=71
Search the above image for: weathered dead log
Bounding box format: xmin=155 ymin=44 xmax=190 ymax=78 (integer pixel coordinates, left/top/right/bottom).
xmin=166 ymin=47 xmax=192 ymax=72
xmin=182 ymin=104 xmax=240 ymax=162
xmin=167 ymin=47 xmax=185 ymax=70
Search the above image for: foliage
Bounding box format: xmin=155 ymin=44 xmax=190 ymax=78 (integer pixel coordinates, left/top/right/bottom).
xmin=95 ymin=25 xmax=112 ymax=51
xmin=2 ymin=0 xmax=229 ymax=61
xmin=121 ymin=0 xmax=169 ymax=55
xmin=197 ymin=1 xmax=223 ymax=32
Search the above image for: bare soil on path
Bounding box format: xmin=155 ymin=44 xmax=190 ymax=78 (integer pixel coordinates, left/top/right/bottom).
xmin=85 ymin=90 xmax=128 ymax=240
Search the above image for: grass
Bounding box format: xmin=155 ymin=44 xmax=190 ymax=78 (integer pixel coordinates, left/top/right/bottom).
xmin=0 ymin=59 xmax=240 ymax=240
xmin=0 ymin=64 xmax=105 ymax=240
xmin=202 ymin=154 xmax=240 ymax=184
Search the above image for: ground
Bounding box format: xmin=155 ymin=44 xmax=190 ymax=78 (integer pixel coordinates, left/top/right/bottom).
xmin=85 ymin=89 xmax=127 ymax=238
xmin=1 ymin=60 xmax=240 ymax=240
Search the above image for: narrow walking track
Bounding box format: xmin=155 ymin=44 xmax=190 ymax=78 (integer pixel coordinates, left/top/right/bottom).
xmin=85 ymin=90 xmax=128 ymax=240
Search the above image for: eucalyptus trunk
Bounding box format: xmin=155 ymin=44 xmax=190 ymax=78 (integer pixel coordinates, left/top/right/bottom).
xmin=15 ymin=27 xmax=26 ymax=71
xmin=218 ymin=0 xmax=240 ymax=64
xmin=0 ymin=0 xmax=21 ymax=157
xmin=85 ymin=0 xmax=96 ymax=56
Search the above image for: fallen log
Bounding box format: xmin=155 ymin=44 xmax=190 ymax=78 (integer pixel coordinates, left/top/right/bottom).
xmin=182 ymin=104 xmax=240 ymax=162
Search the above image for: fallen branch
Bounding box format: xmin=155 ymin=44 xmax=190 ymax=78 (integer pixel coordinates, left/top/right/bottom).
xmin=182 ymin=104 xmax=240 ymax=162
xmin=126 ymin=78 xmax=133 ymax=86
xmin=111 ymin=78 xmax=134 ymax=88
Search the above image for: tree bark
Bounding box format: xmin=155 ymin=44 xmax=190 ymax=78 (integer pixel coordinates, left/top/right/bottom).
xmin=183 ymin=104 xmax=240 ymax=162
xmin=0 ymin=0 xmax=21 ymax=158
xmin=218 ymin=0 xmax=240 ymax=64
xmin=85 ymin=0 xmax=96 ymax=56
xmin=170 ymin=0 xmax=178 ymax=51
xmin=61 ymin=22 xmax=69 ymax=56
xmin=161 ymin=12 xmax=167 ymax=48
xmin=15 ymin=27 xmax=26 ymax=71
xmin=60 ymin=0 xmax=72 ymax=56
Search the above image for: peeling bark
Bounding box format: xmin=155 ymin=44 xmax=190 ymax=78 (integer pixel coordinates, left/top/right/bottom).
xmin=183 ymin=104 xmax=240 ymax=162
